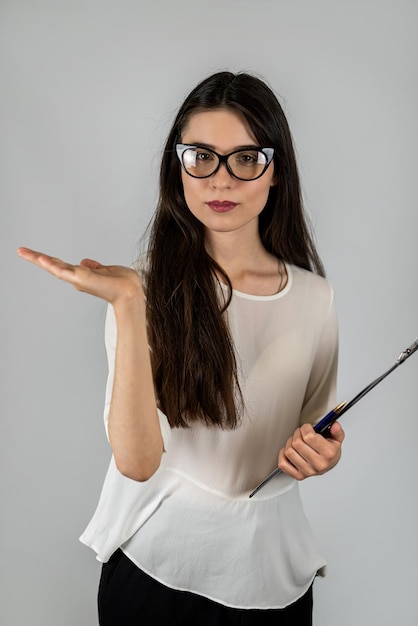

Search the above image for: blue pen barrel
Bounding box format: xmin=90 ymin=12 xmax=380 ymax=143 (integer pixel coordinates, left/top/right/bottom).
xmin=314 ymin=401 xmax=347 ymax=437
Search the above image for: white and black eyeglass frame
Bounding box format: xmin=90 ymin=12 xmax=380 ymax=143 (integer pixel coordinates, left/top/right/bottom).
xmin=176 ymin=144 xmax=275 ymax=181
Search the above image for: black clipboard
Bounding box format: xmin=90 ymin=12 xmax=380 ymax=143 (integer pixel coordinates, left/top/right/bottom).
xmin=249 ymin=338 xmax=418 ymax=498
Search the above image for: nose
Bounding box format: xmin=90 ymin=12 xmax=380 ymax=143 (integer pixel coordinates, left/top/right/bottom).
xmin=210 ymin=162 xmax=234 ymax=189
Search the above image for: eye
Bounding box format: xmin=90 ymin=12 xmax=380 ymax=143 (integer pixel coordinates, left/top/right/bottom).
xmin=196 ymin=150 xmax=215 ymax=162
xmin=235 ymin=151 xmax=261 ymax=166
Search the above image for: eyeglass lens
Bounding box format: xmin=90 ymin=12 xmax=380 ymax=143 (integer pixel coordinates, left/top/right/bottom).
xmin=182 ymin=147 xmax=269 ymax=180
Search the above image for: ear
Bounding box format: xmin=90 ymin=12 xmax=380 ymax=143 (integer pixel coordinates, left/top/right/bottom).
xmin=270 ymin=173 xmax=279 ymax=187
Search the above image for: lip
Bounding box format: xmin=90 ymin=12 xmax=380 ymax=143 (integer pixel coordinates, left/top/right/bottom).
xmin=207 ymin=201 xmax=238 ymax=213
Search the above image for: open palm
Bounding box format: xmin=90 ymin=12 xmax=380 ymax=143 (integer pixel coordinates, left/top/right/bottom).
xmin=17 ymin=247 xmax=143 ymax=305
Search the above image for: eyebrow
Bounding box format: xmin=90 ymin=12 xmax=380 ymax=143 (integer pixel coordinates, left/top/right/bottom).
xmin=183 ymin=142 xmax=262 ymax=152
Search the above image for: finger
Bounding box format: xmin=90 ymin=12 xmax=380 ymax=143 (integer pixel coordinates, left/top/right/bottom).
xmin=289 ymin=426 xmax=319 ymax=460
xmin=17 ymin=247 xmax=77 ymax=281
xmin=283 ymin=432 xmax=313 ymax=468
xmin=284 ymin=440 xmax=313 ymax=470
xmin=278 ymin=446 xmax=310 ymax=480
xmin=300 ymin=421 xmax=344 ymax=449
xmin=288 ymin=426 xmax=339 ymax=471
xmin=17 ymin=247 xmax=50 ymax=265
xmin=80 ymin=258 xmax=102 ymax=270
xmin=18 ymin=247 xmax=64 ymax=266
xmin=282 ymin=440 xmax=338 ymax=478
xmin=298 ymin=423 xmax=338 ymax=455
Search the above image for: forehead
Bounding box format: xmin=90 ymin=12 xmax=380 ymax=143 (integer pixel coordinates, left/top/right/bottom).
xmin=181 ymin=109 xmax=257 ymax=152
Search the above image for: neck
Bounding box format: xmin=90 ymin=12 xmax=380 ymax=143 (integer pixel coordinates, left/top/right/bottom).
xmin=204 ymin=228 xmax=267 ymax=274
xmin=204 ymin=227 xmax=285 ymax=297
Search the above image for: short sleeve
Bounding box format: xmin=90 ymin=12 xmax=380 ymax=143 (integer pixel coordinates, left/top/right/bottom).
xmin=298 ymin=291 xmax=339 ymax=426
xmin=102 ymin=304 xmax=171 ymax=451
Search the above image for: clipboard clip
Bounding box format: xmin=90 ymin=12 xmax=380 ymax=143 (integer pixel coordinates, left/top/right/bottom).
xmin=397 ymin=339 xmax=418 ymax=363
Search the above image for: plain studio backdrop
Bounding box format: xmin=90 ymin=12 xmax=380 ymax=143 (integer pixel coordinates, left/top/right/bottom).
xmin=1 ymin=1 xmax=417 ymax=624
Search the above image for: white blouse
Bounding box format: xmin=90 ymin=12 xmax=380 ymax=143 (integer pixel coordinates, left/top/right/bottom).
xmin=80 ymin=263 xmax=338 ymax=609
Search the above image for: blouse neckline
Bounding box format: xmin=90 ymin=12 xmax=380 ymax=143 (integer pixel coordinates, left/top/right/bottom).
xmin=219 ymin=263 xmax=293 ymax=301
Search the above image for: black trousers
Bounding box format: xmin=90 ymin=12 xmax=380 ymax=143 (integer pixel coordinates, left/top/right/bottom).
xmin=98 ymin=549 xmax=313 ymax=626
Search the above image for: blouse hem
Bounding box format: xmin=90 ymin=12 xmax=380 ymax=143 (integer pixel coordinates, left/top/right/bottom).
xmin=120 ymin=546 xmax=319 ymax=611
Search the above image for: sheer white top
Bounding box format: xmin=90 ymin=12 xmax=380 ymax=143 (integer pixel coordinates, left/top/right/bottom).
xmin=80 ymin=263 xmax=338 ymax=609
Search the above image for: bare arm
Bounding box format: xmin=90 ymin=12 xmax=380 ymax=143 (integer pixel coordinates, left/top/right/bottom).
xmin=17 ymin=247 xmax=163 ymax=481
xmin=109 ymin=292 xmax=163 ymax=481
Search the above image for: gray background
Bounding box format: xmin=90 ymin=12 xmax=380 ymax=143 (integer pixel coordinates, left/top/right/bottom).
xmin=2 ymin=1 xmax=417 ymax=624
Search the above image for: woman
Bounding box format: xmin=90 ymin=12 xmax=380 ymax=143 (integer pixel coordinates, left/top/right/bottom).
xmin=18 ymin=71 xmax=344 ymax=625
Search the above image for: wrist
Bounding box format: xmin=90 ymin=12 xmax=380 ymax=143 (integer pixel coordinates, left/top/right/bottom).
xmin=112 ymin=280 xmax=146 ymax=317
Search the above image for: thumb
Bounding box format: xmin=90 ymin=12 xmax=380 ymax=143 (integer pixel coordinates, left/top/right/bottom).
xmin=329 ymin=421 xmax=345 ymax=443
xmin=80 ymin=258 xmax=102 ymax=269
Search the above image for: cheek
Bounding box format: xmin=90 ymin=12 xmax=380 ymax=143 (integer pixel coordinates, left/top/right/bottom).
xmin=250 ymin=181 xmax=273 ymax=208
xmin=182 ymin=174 xmax=202 ymax=200
xmin=181 ymin=175 xmax=202 ymax=213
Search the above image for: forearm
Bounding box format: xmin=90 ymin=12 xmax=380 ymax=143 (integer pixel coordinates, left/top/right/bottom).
xmin=16 ymin=248 xmax=164 ymax=479
xmin=108 ymin=291 xmax=163 ymax=482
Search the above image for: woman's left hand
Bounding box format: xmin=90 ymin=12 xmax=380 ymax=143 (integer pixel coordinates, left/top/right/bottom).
xmin=278 ymin=422 xmax=345 ymax=480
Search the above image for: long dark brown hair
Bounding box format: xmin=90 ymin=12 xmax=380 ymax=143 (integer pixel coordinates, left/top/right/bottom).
xmin=145 ymin=71 xmax=324 ymax=429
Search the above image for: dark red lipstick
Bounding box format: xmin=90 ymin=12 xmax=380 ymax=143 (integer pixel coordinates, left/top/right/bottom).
xmin=207 ymin=201 xmax=238 ymax=213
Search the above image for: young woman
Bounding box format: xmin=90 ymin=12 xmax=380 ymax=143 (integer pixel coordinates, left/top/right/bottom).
xmin=18 ymin=71 xmax=344 ymax=625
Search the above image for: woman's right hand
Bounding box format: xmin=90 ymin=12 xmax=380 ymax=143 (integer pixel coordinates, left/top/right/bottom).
xmin=18 ymin=246 xmax=163 ymax=480
xmin=17 ymin=247 xmax=144 ymax=306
